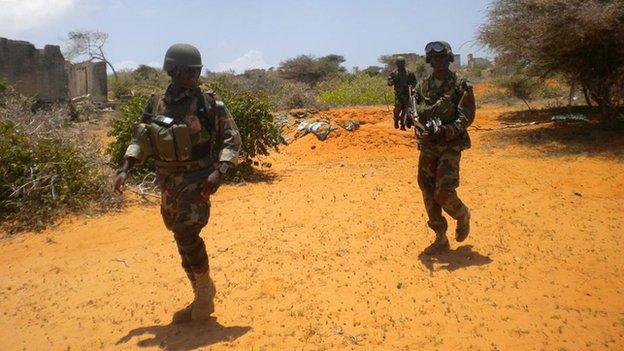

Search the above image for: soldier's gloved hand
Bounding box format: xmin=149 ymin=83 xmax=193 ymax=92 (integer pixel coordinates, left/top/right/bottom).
xmin=113 ymin=171 xmax=128 ymax=194
xmin=202 ymin=170 xmax=224 ymax=197
xmin=421 ymin=118 xmax=443 ymax=139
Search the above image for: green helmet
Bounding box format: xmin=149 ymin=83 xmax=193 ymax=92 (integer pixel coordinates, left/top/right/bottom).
xmin=395 ymin=56 xmax=406 ymax=64
xmin=163 ymin=43 xmax=203 ymax=72
xmin=425 ymin=41 xmax=454 ymax=63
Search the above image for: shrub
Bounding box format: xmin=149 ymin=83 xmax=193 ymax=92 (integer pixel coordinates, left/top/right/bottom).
xmin=1 ymin=96 xmax=118 ymax=233
xmin=108 ymin=72 xmax=133 ymax=99
xmin=317 ymin=73 xmax=393 ymax=107
xmin=493 ymin=74 xmax=539 ymax=110
xmin=106 ymin=93 xmax=153 ymax=179
xmin=130 ymin=65 xmax=169 ymax=88
xmin=277 ymin=82 xmax=320 ymax=110
xmin=209 ymin=82 xmax=285 ymax=178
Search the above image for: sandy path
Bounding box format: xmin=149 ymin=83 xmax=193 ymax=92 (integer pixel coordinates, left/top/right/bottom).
xmin=1 ymin=104 xmax=623 ymax=350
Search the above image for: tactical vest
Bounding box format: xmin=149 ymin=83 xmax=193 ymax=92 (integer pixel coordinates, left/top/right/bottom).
xmin=135 ymin=90 xmax=224 ymax=167
xmin=416 ymin=72 xmax=473 ymax=150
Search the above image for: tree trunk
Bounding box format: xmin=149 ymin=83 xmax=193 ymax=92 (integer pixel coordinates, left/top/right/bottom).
xmin=521 ymin=98 xmax=533 ymax=112
xmin=568 ymin=80 xmax=576 ymax=106
xmin=582 ymin=84 xmax=593 ymax=107
xmin=104 ymin=60 xmax=118 ymax=80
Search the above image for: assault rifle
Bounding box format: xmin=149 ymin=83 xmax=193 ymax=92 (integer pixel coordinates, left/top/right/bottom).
xmin=406 ymin=86 xmax=442 ymax=136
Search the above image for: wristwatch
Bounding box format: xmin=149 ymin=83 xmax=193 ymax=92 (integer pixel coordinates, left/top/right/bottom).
xmin=217 ymin=162 xmax=231 ymax=175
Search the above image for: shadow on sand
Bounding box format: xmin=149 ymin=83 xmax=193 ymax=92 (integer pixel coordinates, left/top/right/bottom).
xmin=487 ymin=106 xmax=624 ymax=159
xmin=235 ymin=168 xmax=281 ymax=184
xmin=418 ymin=245 xmax=493 ymax=272
xmin=116 ymin=317 xmax=251 ymax=351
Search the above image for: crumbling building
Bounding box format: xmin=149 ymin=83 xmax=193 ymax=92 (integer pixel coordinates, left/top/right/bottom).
xmin=0 ymin=37 xmax=107 ymax=102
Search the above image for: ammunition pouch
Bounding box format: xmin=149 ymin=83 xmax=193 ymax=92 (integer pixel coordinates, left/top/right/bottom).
xmin=136 ymin=122 xmax=193 ymax=162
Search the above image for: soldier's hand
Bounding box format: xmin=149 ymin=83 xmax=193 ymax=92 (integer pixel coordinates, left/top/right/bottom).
xmin=114 ymin=172 xmax=128 ymax=194
xmin=202 ymin=170 xmax=224 ymax=198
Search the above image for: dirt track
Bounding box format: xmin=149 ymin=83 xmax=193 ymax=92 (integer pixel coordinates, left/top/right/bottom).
xmin=1 ymin=102 xmax=623 ymax=350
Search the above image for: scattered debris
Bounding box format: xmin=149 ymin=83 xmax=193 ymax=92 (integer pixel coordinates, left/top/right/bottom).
xmin=550 ymin=113 xmax=589 ymax=123
xmin=274 ymin=114 xmax=291 ymax=129
xmin=112 ymin=258 xmax=129 ymax=267
xmin=296 ymin=120 xmax=335 ymax=141
xmin=344 ymin=119 xmax=360 ymax=131
xmin=573 ymin=192 xmax=583 ymax=197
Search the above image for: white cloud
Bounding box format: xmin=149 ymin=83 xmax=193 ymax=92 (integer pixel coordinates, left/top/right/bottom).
xmin=214 ymin=50 xmax=270 ymax=74
xmin=114 ymin=60 xmax=139 ymax=71
xmin=0 ymin=0 xmax=77 ymax=36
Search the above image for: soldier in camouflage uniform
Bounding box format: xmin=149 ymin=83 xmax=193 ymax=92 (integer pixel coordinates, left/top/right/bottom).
xmin=113 ymin=43 xmax=241 ymax=322
xmin=387 ymin=56 xmax=417 ymax=130
xmin=412 ymin=41 xmax=476 ymax=255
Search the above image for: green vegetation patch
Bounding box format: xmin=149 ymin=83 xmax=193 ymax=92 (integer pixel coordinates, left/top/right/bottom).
xmin=318 ymin=73 xmax=393 ymax=107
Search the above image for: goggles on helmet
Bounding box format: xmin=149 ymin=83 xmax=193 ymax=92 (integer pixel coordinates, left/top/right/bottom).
xmin=425 ymin=41 xmax=446 ymax=54
xmin=179 ymin=66 xmax=202 ymax=77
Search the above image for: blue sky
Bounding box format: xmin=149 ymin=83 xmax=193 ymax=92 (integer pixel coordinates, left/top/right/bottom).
xmin=1 ymin=0 xmax=493 ymax=73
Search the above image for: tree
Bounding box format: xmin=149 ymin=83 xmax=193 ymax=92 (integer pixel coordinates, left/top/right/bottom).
xmin=362 ymin=66 xmax=383 ymax=77
xmin=277 ymin=54 xmax=346 ymax=85
xmin=317 ymin=54 xmax=347 ymax=76
xmin=63 ymin=30 xmax=118 ymax=80
xmin=479 ymin=0 xmax=624 ymax=126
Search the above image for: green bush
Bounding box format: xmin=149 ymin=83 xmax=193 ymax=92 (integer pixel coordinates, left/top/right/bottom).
xmin=277 ymin=81 xmax=320 ymax=109
xmin=209 ymin=82 xmax=285 ymax=178
xmin=108 ymin=72 xmax=133 ymax=99
xmin=130 ymin=65 xmax=169 ymax=88
xmin=317 ymin=73 xmax=393 ymax=107
xmin=537 ymin=84 xmax=564 ymax=99
xmin=0 ymin=79 xmax=8 ymax=92
xmin=0 ymin=121 xmax=116 ymax=233
xmin=106 ymin=93 xmax=153 ymax=179
xmin=493 ymin=74 xmax=539 ymax=109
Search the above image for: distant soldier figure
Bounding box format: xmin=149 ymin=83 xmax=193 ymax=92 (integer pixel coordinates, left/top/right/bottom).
xmin=113 ymin=43 xmax=241 ymax=322
xmin=412 ymin=41 xmax=476 ymax=254
xmin=387 ymin=56 xmax=417 ymax=130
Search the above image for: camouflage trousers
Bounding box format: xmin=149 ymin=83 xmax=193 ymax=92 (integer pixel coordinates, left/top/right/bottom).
xmin=393 ymin=98 xmax=409 ymax=123
xmin=159 ymin=167 xmax=212 ymax=276
xmin=417 ymin=143 xmax=469 ymax=234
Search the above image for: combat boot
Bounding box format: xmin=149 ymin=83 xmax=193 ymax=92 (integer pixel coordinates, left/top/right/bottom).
xmin=424 ymin=232 xmax=450 ymax=255
xmin=172 ymin=271 xmax=196 ymax=324
xmin=394 ymin=119 xmax=400 ymax=129
xmin=171 ymin=271 xmax=216 ymax=323
xmin=191 ymin=271 xmax=216 ymax=321
xmin=455 ymin=208 xmax=471 ymax=242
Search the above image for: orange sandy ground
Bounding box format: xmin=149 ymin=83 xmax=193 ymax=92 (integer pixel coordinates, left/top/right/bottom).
xmin=1 ymin=102 xmax=623 ymax=351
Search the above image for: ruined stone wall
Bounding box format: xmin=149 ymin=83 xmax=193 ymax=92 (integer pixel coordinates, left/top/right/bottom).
xmin=0 ymin=37 xmax=68 ymax=101
xmin=67 ymin=61 xmax=107 ymax=102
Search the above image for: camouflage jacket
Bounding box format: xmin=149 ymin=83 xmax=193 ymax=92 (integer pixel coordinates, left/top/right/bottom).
xmin=413 ymin=71 xmax=476 ymax=150
xmin=124 ymin=84 xmax=241 ymax=167
xmin=387 ymin=70 xmax=417 ymax=101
